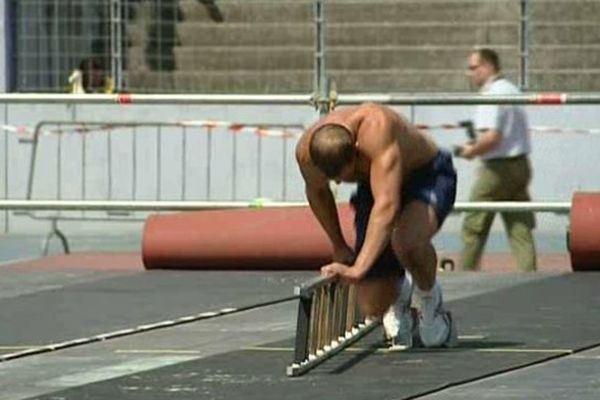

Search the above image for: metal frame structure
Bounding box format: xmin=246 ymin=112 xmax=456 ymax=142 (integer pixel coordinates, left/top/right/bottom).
xmin=286 ymin=275 xmax=379 ymax=377
xmin=2 ymin=92 xmax=600 ymax=106
xmin=13 ymin=119 xmax=304 ymax=254
xmin=0 ymin=200 xmax=573 ymax=213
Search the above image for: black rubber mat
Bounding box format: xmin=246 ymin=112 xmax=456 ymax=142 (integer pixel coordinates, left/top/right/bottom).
xmin=26 ymin=273 xmax=600 ymax=400
xmin=0 ymin=270 xmax=311 ymax=354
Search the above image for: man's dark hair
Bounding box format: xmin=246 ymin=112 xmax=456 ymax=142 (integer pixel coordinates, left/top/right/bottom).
xmin=476 ymin=48 xmax=501 ymax=72
xmin=309 ymin=124 xmax=355 ymax=178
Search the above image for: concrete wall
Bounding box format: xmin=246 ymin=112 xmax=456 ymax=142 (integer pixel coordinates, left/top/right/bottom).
xmin=1 ymin=102 xmax=599 ymax=248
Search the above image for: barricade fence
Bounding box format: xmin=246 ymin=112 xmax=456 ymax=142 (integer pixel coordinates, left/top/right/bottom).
xmin=6 ymin=119 xmax=304 ymax=253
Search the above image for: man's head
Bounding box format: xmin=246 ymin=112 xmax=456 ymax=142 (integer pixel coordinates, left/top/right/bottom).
xmin=309 ymin=123 xmax=356 ymax=181
xmin=468 ymin=48 xmax=501 ymax=88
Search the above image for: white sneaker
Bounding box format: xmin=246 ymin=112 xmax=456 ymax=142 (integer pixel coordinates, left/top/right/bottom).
xmin=416 ymin=281 xmax=457 ymax=348
xmin=382 ymin=272 xmax=416 ymax=349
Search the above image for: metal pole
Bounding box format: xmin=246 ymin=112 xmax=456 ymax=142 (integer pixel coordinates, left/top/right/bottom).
xmin=110 ymin=0 xmax=123 ymax=91
xmin=313 ymin=0 xmax=324 ymax=103
xmin=2 ymin=93 xmax=600 ymax=105
xmin=519 ymin=0 xmax=529 ymax=90
xmin=0 ymin=200 xmax=572 ymax=213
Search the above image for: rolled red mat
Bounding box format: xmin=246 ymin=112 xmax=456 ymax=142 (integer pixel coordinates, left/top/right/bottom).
xmin=569 ymin=192 xmax=600 ymax=271
xmin=142 ymin=204 xmax=355 ymax=270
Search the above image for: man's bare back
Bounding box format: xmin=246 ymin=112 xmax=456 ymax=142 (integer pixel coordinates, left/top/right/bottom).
xmin=297 ymin=103 xmax=439 ymax=184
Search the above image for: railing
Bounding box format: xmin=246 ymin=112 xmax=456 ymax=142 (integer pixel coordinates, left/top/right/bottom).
xmin=10 ymin=118 xmax=304 ymax=254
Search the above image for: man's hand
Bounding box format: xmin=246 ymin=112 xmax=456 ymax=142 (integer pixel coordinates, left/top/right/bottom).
xmin=454 ymin=143 xmax=477 ymax=160
xmin=320 ymin=262 xmax=362 ymax=283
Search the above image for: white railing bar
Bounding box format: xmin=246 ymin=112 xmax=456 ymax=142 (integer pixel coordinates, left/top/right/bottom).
xmin=0 ymin=200 xmax=572 ymax=213
xmin=1 ymin=93 xmax=600 ymax=106
xmin=337 ymin=93 xmax=600 ymax=105
xmin=0 ymin=93 xmax=313 ymax=105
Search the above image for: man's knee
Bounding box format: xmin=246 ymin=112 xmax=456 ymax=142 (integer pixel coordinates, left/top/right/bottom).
xmin=392 ymin=232 xmax=425 ymax=261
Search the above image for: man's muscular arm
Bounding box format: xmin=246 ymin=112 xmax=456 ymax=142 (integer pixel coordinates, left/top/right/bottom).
xmin=296 ymin=142 xmax=354 ymax=263
xmin=323 ymin=108 xmax=402 ymax=282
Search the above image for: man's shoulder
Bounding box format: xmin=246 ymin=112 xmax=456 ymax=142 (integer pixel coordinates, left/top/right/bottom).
xmin=488 ymin=77 xmax=520 ymax=94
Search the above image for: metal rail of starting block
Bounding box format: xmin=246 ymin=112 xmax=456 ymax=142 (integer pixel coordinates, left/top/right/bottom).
xmin=286 ymin=275 xmax=379 ymax=377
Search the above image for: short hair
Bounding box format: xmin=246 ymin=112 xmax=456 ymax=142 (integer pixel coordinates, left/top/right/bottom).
xmin=475 ymin=48 xmax=501 ymax=72
xmin=309 ymin=124 xmax=355 ymax=178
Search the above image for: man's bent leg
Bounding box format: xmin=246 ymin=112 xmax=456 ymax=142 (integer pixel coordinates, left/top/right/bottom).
xmin=392 ymin=202 xmax=457 ymax=347
xmin=356 ymin=275 xmax=398 ymax=319
xmin=382 ymin=271 xmax=415 ymax=348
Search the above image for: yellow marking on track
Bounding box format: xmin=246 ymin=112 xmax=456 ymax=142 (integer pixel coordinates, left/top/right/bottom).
xmin=477 ymin=348 xmax=572 ymax=354
xmin=459 ymin=335 xmax=487 ymax=340
xmin=242 ymin=346 xmax=573 ymax=354
xmin=114 ymin=349 xmax=203 ymax=355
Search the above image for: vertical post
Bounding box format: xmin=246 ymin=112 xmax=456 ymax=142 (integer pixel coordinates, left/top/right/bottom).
xmin=313 ymin=0 xmax=328 ymax=116
xmin=181 ymin=126 xmax=187 ymax=200
xmin=293 ymin=294 xmax=313 ymax=364
xmin=110 ymin=0 xmax=123 ymax=91
xmin=519 ymin=0 xmax=529 ymax=90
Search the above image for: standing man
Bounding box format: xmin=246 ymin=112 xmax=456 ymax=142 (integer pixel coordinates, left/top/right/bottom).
xmin=296 ymin=103 xmax=457 ymax=348
xmin=455 ymin=48 xmax=537 ymax=271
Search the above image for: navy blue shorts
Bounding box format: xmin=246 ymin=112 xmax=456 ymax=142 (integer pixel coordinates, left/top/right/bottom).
xmin=351 ymin=150 xmax=457 ymax=279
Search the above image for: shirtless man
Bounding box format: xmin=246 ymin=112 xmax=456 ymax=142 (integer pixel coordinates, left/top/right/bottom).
xmin=296 ymin=103 xmax=457 ymax=348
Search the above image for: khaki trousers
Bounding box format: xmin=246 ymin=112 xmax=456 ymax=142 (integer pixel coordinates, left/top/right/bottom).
xmin=461 ymin=156 xmax=537 ymax=272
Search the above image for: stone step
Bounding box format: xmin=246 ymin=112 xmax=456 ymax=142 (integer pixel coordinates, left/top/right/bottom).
xmin=529 ymin=0 xmax=600 ymax=21
xmin=529 ymin=46 xmax=600 ymax=69
xmin=176 ymin=22 xmax=314 ymax=46
xmin=173 ymin=46 xmax=314 ymax=70
xmin=327 ymin=69 xmax=520 ymax=92
xmin=324 ymin=0 xmax=519 ymax=23
xmin=327 ymin=23 xmax=518 ymax=46
xmin=126 ymin=70 xmax=314 ymax=94
xmin=178 ymin=0 xmax=313 ymax=23
xmin=125 ymin=68 xmax=600 ymax=93
xmin=529 ymin=22 xmax=600 ymax=44
xmin=326 ymin=46 xmax=520 ymax=70
xmin=528 ymin=69 xmax=600 ymax=91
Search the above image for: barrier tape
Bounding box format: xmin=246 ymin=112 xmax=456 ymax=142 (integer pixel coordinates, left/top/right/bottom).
xmin=1 ymin=121 xmax=305 ymax=141
xmin=3 ymin=121 xmax=600 ymax=141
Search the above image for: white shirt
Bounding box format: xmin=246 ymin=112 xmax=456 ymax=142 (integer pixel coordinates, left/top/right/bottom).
xmin=474 ymin=76 xmax=531 ymax=161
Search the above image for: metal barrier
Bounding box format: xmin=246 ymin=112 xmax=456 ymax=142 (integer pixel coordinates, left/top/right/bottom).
xmin=286 ymin=275 xmax=378 ymax=377
xmin=16 ymin=119 xmax=304 ymax=254
xmin=2 ymin=92 xmax=600 ymax=106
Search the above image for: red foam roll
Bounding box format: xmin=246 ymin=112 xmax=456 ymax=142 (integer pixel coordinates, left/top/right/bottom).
xmin=142 ymin=204 xmax=355 ymax=270
xmin=569 ymin=192 xmax=600 ymax=271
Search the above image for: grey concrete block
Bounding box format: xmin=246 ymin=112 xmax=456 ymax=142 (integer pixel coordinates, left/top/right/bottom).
xmin=530 ymin=22 xmax=600 ymax=45
xmin=529 ymin=45 xmax=600 ymax=69
xmin=326 ymin=22 xmax=519 ymax=47
xmin=171 ymin=70 xmax=314 ymax=93
xmin=177 ymin=22 xmax=315 ymax=46
xmin=174 ymin=46 xmax=315 ymax=70
xmin=528 ymin=69 xmax=600 ymax=91
xmin=179 ymin=0 xmax=313 ymax=23
xmin=529 ymin=0 xmax=600 ymax=21
xmin=326 ymin=46 xmax=520 ymax=70
xmin=324 ymin=0 xmax=519 ymax=23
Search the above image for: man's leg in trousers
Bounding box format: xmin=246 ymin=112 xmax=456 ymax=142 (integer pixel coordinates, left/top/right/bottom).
xmin=501 ymin=212 xmax=537 ymax=272
xmin=460 ymin=166 xmax=501 ymax=271
xmin=461 ymin=210 xmax=495 ymax=270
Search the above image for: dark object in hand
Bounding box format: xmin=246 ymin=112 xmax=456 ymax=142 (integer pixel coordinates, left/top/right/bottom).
xmin=458 ymin=120 xmax=476 ymax=141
